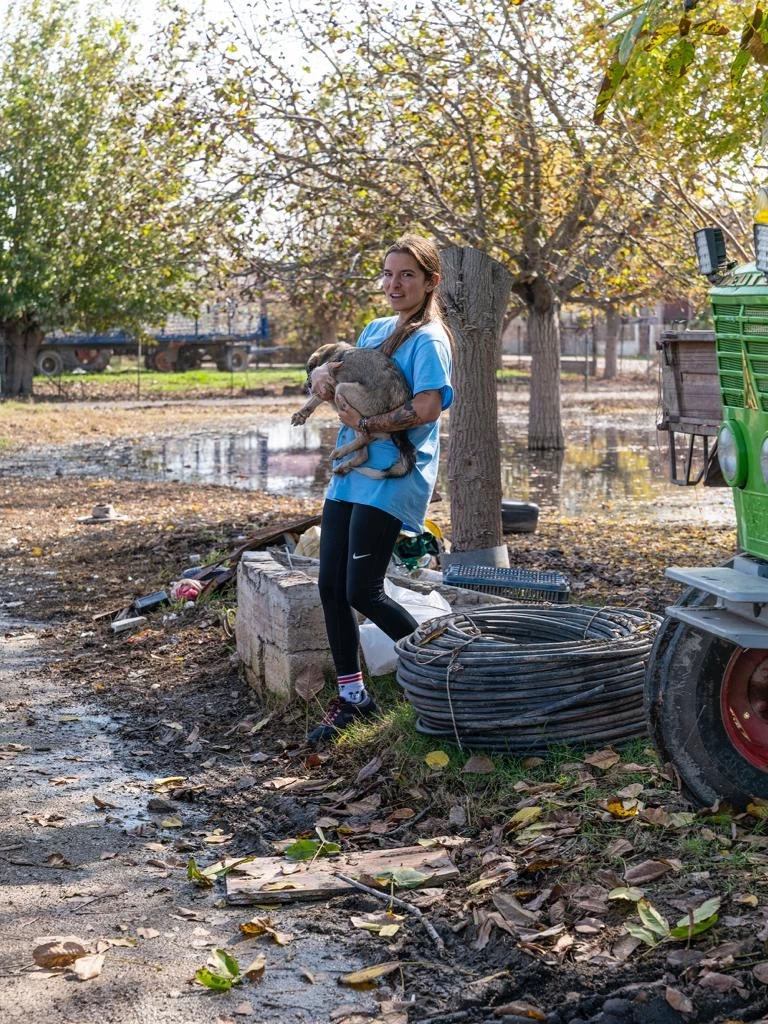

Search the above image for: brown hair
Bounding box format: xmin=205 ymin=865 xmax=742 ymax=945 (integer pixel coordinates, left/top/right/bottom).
xmin=379 ymin=233 xmax=452 ymax=357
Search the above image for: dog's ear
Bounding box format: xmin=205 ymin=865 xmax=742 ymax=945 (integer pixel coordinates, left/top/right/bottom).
xmin=306 ymin=343 xmax=335 ymax=372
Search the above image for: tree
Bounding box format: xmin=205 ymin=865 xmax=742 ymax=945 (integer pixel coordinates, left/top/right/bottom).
xmin=0 ymin=0 xmax=227 ymax=397
xmin=214 ymin=0 xmax=718 ymax=452
xmin=595 ymin=1 xmax=767 ymax=144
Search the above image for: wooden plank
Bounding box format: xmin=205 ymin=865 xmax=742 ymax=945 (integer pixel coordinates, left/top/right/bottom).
xmin=225 ymin=845 xmax=459 ymax=904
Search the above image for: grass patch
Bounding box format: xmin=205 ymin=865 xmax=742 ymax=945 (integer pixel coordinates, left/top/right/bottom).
xmin=38 ymin=364 xmax=306 ymax=395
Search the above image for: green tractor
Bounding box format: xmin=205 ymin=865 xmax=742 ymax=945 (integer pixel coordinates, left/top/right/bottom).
xmin=647 ymin=219 xmax=768 ymax=807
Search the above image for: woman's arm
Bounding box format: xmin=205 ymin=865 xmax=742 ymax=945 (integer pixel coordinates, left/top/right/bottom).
xmin=335 ymin=389 xmax=443 ymax=434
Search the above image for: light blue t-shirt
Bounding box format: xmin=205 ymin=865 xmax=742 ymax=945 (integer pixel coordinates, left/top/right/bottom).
xmin=325 ymin=316 xmax=453 ymax=532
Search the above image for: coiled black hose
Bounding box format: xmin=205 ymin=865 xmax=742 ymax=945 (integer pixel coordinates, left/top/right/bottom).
xmin=394 ymin=604 xmax=662 ymax=754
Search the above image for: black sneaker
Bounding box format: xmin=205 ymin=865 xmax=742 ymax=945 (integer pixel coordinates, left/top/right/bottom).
xmin=307 ymin=696 xmax=379 ymax=745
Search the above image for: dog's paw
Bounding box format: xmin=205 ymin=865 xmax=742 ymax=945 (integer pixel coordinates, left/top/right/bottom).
xmin=291 ymin=412 xmax=307 ymax=426
xmin=332 ymin=462 xmax=352 ymax=476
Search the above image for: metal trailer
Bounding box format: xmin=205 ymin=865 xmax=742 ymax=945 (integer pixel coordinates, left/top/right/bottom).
xmin=35 ymin=315 xmax=280 ymax=375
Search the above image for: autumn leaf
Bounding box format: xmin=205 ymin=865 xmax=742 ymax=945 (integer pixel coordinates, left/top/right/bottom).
xmin=32 ymin=936 xmax=89 ymax=968
xmin=338 ymin=960 xmax=402 ymax=988
xmin=71 ymin=953 xmax=105 ymax=981
xmin=584 ymin=749 xmax=620 ymax=771
xmin=462 ymin=755 xmax=494 ymax=774
xmin=425 ymin=750 xmax=449 ymax=770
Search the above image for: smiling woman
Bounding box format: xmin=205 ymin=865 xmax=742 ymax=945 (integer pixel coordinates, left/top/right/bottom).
xmin=304 ymin=233 xmax=454 ymax=746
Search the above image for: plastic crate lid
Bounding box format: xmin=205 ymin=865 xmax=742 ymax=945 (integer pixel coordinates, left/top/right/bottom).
xmin=444 ymin=564 xmax=570 ymax=592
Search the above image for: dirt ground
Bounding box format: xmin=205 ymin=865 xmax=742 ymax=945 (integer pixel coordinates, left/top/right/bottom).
xmin=2 ymin=381 xmax=766 ymax=1024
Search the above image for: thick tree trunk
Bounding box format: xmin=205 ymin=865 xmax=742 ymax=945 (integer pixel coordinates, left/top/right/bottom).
xmin=638 ymin=319 xmax=650 ymax=358
xmin=319 ymin=314 xmax=338 ymax=345
xmin=1 ymin=321 xmax=43 ymax=398
xmin=527 ymin=282 xmax=564 ymax=450
xmin=604 ymin=305 xmax=619 ymax=381
xmin=441 ymin=246 xmax=512 ymax=556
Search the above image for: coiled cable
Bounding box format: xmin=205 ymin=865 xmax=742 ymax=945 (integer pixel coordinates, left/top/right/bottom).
xmin=395 ymin=604 xmax=662 ymax=753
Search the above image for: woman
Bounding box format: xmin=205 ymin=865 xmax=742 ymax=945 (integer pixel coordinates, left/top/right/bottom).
xmin=308 ymin=233 xmax=453 ymax=744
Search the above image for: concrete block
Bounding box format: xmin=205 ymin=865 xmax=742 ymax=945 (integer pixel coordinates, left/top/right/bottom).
xmin=236 ymin=551 xmax=332 ymax=702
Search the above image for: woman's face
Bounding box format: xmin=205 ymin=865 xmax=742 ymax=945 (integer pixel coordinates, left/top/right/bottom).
xmin=382 ymin=251 xmax=437 ymax=323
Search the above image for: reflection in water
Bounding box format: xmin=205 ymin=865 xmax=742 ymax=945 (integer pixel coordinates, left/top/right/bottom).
xmin=6 ymin=414 xmax=734 ymax=523
xmin=129 ymin=420 xmax=728 ymax=520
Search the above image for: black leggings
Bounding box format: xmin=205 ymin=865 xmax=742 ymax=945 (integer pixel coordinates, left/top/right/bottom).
xmin=318 ymin=499 xmax=418 ymax=676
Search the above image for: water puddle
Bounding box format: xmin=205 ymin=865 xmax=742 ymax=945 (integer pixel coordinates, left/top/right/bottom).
xmin=2 ymin=413 xmax=736 ymax=524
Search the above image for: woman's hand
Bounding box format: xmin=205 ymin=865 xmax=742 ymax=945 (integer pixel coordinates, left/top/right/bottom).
xmin=310 ymin=361 xmax=341 ymax=401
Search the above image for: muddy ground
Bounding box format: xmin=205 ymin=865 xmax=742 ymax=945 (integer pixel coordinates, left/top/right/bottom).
xmin=2 ymin=379 xmax=766 ymax=1024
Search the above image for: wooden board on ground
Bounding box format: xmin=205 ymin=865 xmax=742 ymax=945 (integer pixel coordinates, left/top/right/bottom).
xmin=225 ymin=844 xmax=459 ymax=904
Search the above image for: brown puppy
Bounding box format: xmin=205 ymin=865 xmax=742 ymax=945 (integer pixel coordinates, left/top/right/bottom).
xmin=291 ymin=342 xmax=416 ymax=478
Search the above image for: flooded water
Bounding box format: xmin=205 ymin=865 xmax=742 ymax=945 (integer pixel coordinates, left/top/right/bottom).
xmin=2 ymin=410 xmax=737 ymax=525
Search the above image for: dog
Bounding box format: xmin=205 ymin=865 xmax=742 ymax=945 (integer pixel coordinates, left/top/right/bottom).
xmin=291 ymin=342 xmax=416 ymax=478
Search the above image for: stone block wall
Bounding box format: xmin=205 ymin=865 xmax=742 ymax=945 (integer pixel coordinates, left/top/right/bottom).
xmin=236 ymin=551 xmax=332 ymax=702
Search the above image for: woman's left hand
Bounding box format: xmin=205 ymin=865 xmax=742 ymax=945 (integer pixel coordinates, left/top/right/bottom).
xmin=335 ymin=392 xmax=362 ymax=429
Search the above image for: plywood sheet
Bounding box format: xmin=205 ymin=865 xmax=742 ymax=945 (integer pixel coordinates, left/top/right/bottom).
xmin=225 ymin=844 xmax=459 ymax=904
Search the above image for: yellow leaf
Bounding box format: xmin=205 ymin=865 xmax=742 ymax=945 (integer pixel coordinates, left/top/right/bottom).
xmin=152 ymin=776 xmax=186 ymax=792
xmin=505 ymin=806 xmax=542 ymax=830
xmin=607 ymin=799 xmax=639 ymax=819
xmin=338 ymin=961 xmax=402 ymax=988
xmin=160 ymin=817 xmax=183 ymax=828
xmin=424 ymin=750 xmax=450 ymax=770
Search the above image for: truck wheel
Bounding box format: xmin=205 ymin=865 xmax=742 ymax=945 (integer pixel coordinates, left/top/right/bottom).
xmin=222 ymin=348 xmax=249 ymax=372
xmin=646 ymin=615 xmax=768 ymax=808
xmin=176 ymin=347 xmax=199 ymax=372
xmin=35 ymin=349 xmax=65 ymax=376
xmin=153 ymin=347 xmax=177 ymax=372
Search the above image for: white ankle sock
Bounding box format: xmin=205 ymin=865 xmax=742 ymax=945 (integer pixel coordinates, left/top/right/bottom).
xmin=338 ymin=672 xmax=366 ymax=704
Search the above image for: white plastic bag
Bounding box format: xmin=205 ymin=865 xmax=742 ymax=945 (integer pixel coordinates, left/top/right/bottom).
xmin=359 ymin=579 xmax=451 ymax=676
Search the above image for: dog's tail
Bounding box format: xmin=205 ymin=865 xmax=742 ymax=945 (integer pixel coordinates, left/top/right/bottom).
xmin=353 ymin=431 xmax=416 ymax=479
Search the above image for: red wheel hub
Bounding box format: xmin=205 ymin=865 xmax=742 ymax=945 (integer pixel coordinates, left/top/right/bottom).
xmin=722 ymin=648 xmax=768 ymax=769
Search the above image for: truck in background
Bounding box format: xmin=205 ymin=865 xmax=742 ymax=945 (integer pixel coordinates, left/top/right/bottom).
xmin=35 ymin=311 xmax=286 ymax=375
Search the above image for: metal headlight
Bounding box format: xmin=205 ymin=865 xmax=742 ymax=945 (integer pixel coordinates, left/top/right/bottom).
xmin=756 ymin=222 xmax=768 ymax=275
xmin=717 ymin=421 xmax=748 ymax=488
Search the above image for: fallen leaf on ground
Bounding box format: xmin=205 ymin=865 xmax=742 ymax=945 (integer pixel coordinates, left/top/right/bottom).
xmin=136 ymin=927 xmax=160 ymax=939
xmin=152 ymin=776 xmax=186 ymax=792
xmin=584 ymin=749 xmax=620 ymax=771
xmin=424 ymin=750 xmax=449 ymax=770
xmin=33 ymin=936 xmax=89 ymax=968
xmin=665 ymin=987 xmax=693 ymax=1013
xmin=93 ymin=795 xmax=120 ymax=809
xmin=462 ymin=755 xmax=494 ymax=774
xmin=753 ymin=962 xmax=768 ymax=983
xmin=338 ymin=961 xmax=402 ymax=988
xmin=492 ymin=1001 xmax=545 ymax=1019
xmin=242 ymin=955 xmax=267 ymax=982
xmin=239 ymin=916 xmax=294 ymax=945
xmin=71 ymin=953 xmax=105 ymax=980
xmin=624 ymin=859 xmax=677 ymax=884
xmin=355 ymin=756 xmax=383 ymax=783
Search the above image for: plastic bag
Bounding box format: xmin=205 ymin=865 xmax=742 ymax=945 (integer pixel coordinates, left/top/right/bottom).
xmin=359 ymin=579 xmax=451 ymax=676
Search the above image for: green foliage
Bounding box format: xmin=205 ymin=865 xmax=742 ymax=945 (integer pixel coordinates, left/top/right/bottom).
xmin=284 ymin=827 xmax=341 ymax=861
xmin=0 ymin=0 xmax=232 ymax=396
xmin=195 ymin=948 xmax=242 ymax=991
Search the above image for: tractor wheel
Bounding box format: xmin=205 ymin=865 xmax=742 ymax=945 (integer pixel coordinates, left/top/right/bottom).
xmin=35 ymin=349 xmax=65 ymax=376
xmin=646 ymin=612 xmax=768 ymax=808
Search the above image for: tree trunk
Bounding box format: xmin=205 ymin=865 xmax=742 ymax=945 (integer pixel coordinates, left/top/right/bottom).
xmin=441 ymin=246 xmax=512 ymax=556
xmin=638 ymin=319 xmax=650 ymax=358
xmin=1 ymin=321 xmax=43 ymax=398
xmin=604 ymin=305 xmax=619 ymax=380
xmin=319 ymin=314 xmax=338 ymax=345
xmin=527 ymin=282 xmax=564 ymax=450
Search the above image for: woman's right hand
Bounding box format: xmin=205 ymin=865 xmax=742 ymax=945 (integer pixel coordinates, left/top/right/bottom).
xmin=310 ymin=362 xmax=341 ymax=401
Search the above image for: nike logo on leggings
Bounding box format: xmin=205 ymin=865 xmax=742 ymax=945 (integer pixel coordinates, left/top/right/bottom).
xmin=352 ymin=552 xmax=371 ymax=560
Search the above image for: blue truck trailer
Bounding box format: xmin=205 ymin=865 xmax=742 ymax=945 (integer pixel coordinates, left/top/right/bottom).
xmin=36 ymin=314 xmax=283 ymax=375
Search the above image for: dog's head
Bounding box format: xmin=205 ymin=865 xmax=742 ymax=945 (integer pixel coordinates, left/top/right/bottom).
xmin=304 ymin=342 xmax=353 ymax=391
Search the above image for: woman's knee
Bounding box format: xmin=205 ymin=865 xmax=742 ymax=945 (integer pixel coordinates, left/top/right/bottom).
xmin=347 ymin=580 xmax=383 ymax=616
